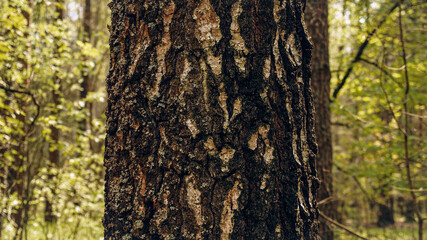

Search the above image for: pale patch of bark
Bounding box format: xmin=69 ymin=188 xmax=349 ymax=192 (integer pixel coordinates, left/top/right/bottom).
xmin=260 ymin=174 xmax=269 ymax=190
xmin=230 ymin=0 xmax=248 ymax=74
xmin=204 ymin=136 xmax=217 ymax=156
xmin=300 ymin=126 xmax=309 ymax=164
xmin=247 ymin=125 xmax=274 ymax=164
xmin=248 ymin=132 xmax=258 ymax=150
xmin=259 ymin=125 xmax=274 ymax=165
xmin=151 ymin=1 xmax=175 ymax=98
xmin=178 ymin=56 xmax=192 ymax=107
xmin=219 ymin=147 xmax=235 ymax=172
xmin=193 ymin=0 xmax=222 ymax=75
xmin=273 ymin=0 xmax=285 ymax=81
xmin=260 ymin=86 xmax=268 ymax=104
xmin=180 ymin=56 xmax=191 ymax=81
xmin=185 ymin=174 xmax=203 ymax=239
xmin=285 ymin=97 xmax=302 ymax=166
xmin=284 ymin=34 xmax=302 ymax=68
xmin=186 ymin=119 xmax=199 ymax=138
xmin=275 ymin=224 xmax=283 ymax=239
xmin=207 ymin=55 xmax=222 ymax=76
xmin=200 ymin=60 xmax=210 ymax=111
xmin=263 ymin=57 xmax=271 ymax=79
xmin=263 ymin=145 xmax=274 ymax=165
xmin=220 ymin=180 xmax=241 ymax=240
xmin=230 ymin=97 xmax=242 ymax=122
xmin=128 ymin=22 xmax=150 ymax=78
xmin=219 ymin=83 xmax=229 ymax=129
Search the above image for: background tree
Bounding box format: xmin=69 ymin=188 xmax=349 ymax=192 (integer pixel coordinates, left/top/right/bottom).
xmin=104 ymin=0 xmax=319 ymax=239
xmin=305 ymin=0 xmax=335 ymax=239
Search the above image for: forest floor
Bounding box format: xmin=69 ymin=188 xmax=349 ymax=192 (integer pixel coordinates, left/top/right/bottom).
xmin=335 ymin=222 xmax=420 ymax=240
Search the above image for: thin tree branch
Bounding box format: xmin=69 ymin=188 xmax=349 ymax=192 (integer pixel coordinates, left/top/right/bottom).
xmin=332 ymin=1 xmax=401 ymax=99
xmin=319 ymin=211 xmax=370 ymax=240
xmin=359 ymin=57 xmax=404 ymax=88
xmin=378 ymin=60 xmax=407 ymax=136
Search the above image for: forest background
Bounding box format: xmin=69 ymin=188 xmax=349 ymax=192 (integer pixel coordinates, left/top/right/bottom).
xmin=0 ymin=0 xmax=425 ymax=239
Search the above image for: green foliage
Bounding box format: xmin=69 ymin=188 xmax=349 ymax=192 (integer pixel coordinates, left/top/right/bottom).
xmin=0 ymin=0 xmax=109 ymax=238
xmin=330 ymin=0 xmax=426 ymax=231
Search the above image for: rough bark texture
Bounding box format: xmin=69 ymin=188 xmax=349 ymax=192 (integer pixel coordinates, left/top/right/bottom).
xmin=305 ymin=1 xmax=335 ymax=239
xmin=104 ymin=0 xmax=319 ymax=239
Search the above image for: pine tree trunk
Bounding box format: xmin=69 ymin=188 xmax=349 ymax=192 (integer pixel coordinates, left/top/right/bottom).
xmin=104 ymin=0 xmax=319 ymax=239
xmin=305 ymin=0 xmax=335 ymax=239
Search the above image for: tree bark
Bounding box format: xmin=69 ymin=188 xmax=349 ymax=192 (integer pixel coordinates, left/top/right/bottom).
xmin=104 ymin=0 xmax=319 ymax=239
xmin=305 ymin=0 xmax=335 ymax=239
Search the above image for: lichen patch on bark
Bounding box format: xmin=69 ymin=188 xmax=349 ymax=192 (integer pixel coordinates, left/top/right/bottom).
xmin=220 ymin=180 xmax=241 ymax=240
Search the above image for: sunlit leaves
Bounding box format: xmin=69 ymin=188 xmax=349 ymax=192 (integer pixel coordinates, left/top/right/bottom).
xmin=0 ymin=0 xmax=108 ymax=238
xmin=330 ymin=0 xmax=427 ymax=226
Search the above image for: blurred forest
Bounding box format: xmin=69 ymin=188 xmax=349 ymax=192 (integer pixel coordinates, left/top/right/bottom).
xmin=0 ymin=0 xmax=425 ymax=239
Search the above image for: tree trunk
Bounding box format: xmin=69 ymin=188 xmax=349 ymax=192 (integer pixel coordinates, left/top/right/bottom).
xmin=80 ymin=0 xmax=92 ymax=135
xmin=104 ymin=0 xmax=319 ymax=239
xmin=45 ymin=0 xmax=64 ymax=224
xmin=305 ymin=0 xmax=335 ymax=239
xmin=377 ymin=196 xmax=394 ymax=227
